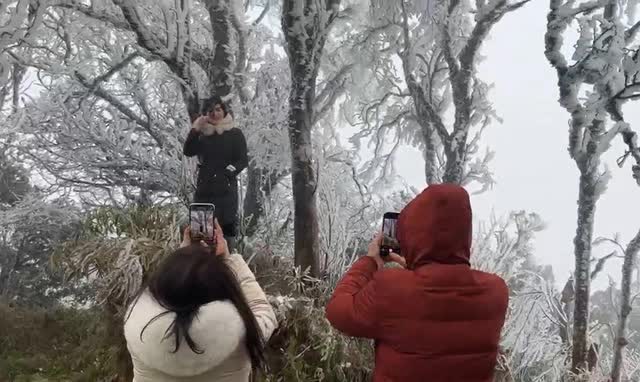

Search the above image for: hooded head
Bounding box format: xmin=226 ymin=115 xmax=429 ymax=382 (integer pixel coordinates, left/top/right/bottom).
xmin=397 ymin=184 xmax=472 ymax=269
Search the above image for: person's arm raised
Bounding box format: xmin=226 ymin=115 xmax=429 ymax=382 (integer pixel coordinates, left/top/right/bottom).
xmin=325 ymin=255 xmax=381 ymax=339
xmin=183 ymin=116 xmax=207 ymax=157
xmin=325 ymin=233 xmax=404 ymax=339
xmin=214 ymin=219 xmax=277 ymax=340
xmin=226 ymin=253 xmax=277 ymax=341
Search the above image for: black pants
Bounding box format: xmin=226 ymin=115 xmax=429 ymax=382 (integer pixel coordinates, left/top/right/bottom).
xmin=221 ymin=222 xmax=237 ymax=252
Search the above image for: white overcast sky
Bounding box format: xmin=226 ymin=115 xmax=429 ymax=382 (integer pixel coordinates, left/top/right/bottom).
xmin=394 ymin=0 xmax=640 ymax=290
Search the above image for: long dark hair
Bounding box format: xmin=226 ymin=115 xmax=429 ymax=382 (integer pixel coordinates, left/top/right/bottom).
xmin=129 ymin=245 xmax=265 ymax=372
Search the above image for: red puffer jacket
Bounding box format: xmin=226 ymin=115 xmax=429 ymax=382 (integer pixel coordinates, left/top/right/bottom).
xmin=325 ymin=184 xmax=509 ymax=382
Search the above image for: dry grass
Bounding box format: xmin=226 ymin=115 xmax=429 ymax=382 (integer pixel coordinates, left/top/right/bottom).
xmin=4 ymin=200 xmax=374 ymax=382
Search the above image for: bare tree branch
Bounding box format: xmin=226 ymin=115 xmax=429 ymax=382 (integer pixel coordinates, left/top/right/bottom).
xmin=625 ymin=19 xmax=640 ymax=43
xmin=251 ymin=0 xmax=270 ymax=26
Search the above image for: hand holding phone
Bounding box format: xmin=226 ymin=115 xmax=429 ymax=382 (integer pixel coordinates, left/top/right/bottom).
xmin=366 ymin=229 xmax=406 ymax=269
xmin=380 ymin=212 xmax=401 ymax=257
xmin=189 ymin=203 xmax=216 ymax=247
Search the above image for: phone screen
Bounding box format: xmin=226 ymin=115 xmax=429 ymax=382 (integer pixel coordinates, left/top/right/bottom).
xmin=381 ymin=213 xmax=400 ymax=255
xmin=189 ymin=203 xmax=216 ymax=244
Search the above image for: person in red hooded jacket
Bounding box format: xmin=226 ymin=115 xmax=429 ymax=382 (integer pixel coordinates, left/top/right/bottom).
xmin=325 ymin=184 xmax=509 ymax=382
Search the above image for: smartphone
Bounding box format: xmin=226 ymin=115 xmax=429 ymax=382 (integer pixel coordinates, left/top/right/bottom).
xmin=189 ymin=203 xmax=216 ymax=246
xmin=380 ymin=212 xmax=401 ymax=257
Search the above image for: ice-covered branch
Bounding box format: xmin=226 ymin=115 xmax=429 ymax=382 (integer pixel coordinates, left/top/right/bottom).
xmin=620 ymin=127 xmax=640 ymax=185
xmin=0 ymin=0 xmax=47 ymax=90
xmin=112 ymin=0 xmax=172 ymax=60
xmin=112 ymin=0 xmax=196 ymax=114
xmin=461 ymin=0 xmax=531 ymax=75
xmin=73 ymin=71 xmax=162 ymax=147
xmin=399 ymin=0 xmax=450 ymax=145
xmin=79 ymin=52 xmax=141 ymax=92
xmin=625 ymin=19 xmax=640 ymax=42
xmin=545 ymin=0 xmax=574 ymax=71
xmin=313 ymin=63 xmax=355 ymax=125
xmin=54 ymin=2 xmax=131 ymax=31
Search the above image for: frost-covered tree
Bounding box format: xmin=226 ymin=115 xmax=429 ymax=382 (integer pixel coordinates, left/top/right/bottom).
xmin=0 ymin=193 xmax=82 ymax=307
xmin=281 ymin=0 xmax=345 ymax=276
xmin=6 ymin=0 xmax=359 ymax=243
xmin=346 ymin=0 xmax=530 ymax=191
xmin=0 ymin=150 xmax=83 ymax=307
xmin=470 ymin=211 xmax=564 ymax=381
xmin=58 ymin=0 xmax=239 ymax=118
xmin=315 ymin=125 xmax=390 ymax=284
xmin=4 ymin=0 xmax=282 ymax=208
xmin=611 ymin=230 xmax=640 ymax=381
xmin=239 ymin=51 xmax=291 ymax=236
xmin=545 ymin=0 xmax=640 ymax=373
xmin=593 ymin=229 xmax=640 ymax=381
xmin=0 ymin=0 xmax=47 ymax=92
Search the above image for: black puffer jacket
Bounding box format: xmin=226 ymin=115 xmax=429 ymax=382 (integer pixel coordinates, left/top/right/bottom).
xmin=183 ymin=123 xmax=248 ymax=227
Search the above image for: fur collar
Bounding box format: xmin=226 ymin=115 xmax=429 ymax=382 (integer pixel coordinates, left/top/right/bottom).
xmin=201 ymin=114 xmax=235 ymax=136
xmin=124 ymin=291 xmax=246 ymax=377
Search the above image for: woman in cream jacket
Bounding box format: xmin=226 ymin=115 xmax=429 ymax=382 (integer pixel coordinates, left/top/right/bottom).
xmin=124 ymin=220 xmax=277 ymax=382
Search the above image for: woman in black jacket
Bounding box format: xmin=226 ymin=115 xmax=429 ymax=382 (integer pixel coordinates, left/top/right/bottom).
xmin=183 ymin=96 xmax=248 ymax=249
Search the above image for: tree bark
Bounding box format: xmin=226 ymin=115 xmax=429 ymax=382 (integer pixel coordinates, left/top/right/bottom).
xmin=0 ymin=246 xmax=17 ymax=300
xmin=610 ymin=229 xmax=640 ymax=382
xmin=242 ymin=163 xmax=286 ymax=236
xmin=421 ymin=123 xmax=439 ymax=184
xmin=571 ymin=165 xmax=599 ymax=375
xmin=204 ymin=0 xmax=233 ymax=99
xmin=11 ymin=64 xmax=25 ymax=114
xmin=442 ymin=138 xmax=467 ymax=184
xmin=281 ymin=0 xmax=338 ymax=277
xmin=243 ymin=162 xmax=264 ymax=237
xmin=287 ymin=84 xmax=320 ymax=276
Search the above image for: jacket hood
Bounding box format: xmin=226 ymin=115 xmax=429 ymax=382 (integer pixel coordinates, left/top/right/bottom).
xmin=124 ymin=291 xmax=246 ymax=378
xmin=397 ymin=184 xmax=472 ymax=269
xmin=201 ymin=114 xmax=235 ymax=136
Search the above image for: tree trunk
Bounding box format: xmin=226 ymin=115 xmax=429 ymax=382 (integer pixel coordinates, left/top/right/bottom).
xmin=442 ymin=148 xmax=465 ymax=184
xmin=11 ymin=64 xmax=25 ymax=114
xmin=0 ymin=247 xmax=17 ymax=300
xmin=421 ymin=124 xmax=439 ymax=184
xmin=242 ymin=163 xmax=287 ymax=237
xmin=243 ymin=162 xmax=264 ymax=237
xmin=571 ymin=166 xmax=599 ymax=375
xmin=204 ymin=0 xmax=233 ymax=99
xmin=287 ymin=85 xmax=320 ymax=277
xmin=610 ymin=229 xmax=640 ymax=382
xmin=282 ymin=0 xmax=338 ymax=277
xmin=442 ymin=125 xmax=471 ymax=184
xmin=560 ymin=276 xmax=574 ymax=345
